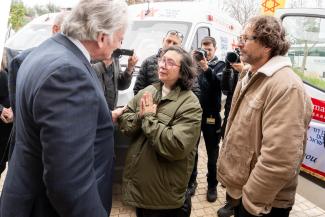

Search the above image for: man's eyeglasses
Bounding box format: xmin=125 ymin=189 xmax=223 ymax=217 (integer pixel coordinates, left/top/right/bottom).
xmin=237 ymin=35 xmax=257 ymax=44
xmin=158 ymin=57 xmax=180 ymax=69
xmin=166 ymin=30 xmax=184 ymax=41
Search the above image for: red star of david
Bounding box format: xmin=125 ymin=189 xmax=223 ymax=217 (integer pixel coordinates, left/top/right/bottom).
xmin=262 ymin=0 xmax=280 ymax=13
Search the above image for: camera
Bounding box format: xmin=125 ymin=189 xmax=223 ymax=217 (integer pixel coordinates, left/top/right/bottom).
xmin=221 ymin=48 xmax=240 ymax=95
xmin=112 ymin=49 xmax=134 ymax=58
xmin=193 ymin=48 xmax=208 ymax=61
xmin=225 ymin=48 xmax=240 ymax=67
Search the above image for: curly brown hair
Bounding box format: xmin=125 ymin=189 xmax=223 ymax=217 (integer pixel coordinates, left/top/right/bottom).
xmin=160 ymin=46 xmax=196 ymax=90
xmin=247 ymin=15 xmax=290 ymax=58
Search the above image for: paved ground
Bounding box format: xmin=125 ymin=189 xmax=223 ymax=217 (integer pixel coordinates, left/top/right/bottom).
xmin=1 ymin=137 xmax=325 ymax=217
xmin=109 ymin=137 xmax=325 ymax=217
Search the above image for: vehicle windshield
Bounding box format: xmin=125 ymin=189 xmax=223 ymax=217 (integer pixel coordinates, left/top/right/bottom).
xmin=119 ymin=20 xmax=191 ymax=67
xmin=6 ymin=24 xmax=52 ymax=51
xmin=282 ymin=16 xmax=325 ymax=91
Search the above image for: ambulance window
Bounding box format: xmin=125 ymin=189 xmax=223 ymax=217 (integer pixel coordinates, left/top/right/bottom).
xmin=282 ymin=16 xmax=325 ymax=91
xmin=191 ymin=27 xmax=210 ymax=51
xmin=122 ymin=21 xmax=191 ymax=65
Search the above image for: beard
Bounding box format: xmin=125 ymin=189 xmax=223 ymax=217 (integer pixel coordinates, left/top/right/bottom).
xmin=241 ymin=51 xmax=263 ymax=65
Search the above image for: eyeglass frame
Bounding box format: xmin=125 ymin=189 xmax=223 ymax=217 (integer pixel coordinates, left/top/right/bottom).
xmin=158 ymin=56 xmax=181 ymax=69
xmin=237 ymin=35 xmax=257 ymax=44
xmin=166 ymin=30 xmax=184 ymax=42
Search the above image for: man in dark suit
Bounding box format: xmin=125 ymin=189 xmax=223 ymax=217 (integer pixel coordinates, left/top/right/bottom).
xmin=0 ymin=0 xmax=128 ymax=216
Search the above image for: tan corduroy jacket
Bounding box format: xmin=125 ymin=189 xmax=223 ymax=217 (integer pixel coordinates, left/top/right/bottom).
xmin=217 ymin=56 xmax=313 ymax=215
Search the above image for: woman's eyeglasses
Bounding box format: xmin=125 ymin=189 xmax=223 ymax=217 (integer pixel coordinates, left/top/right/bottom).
xmin=158 ymin=57 xmax=180 ymax=69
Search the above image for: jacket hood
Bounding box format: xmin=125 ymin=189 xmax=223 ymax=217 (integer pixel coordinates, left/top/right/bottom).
xmin=256 ymin=56 xmax=292 ymax=77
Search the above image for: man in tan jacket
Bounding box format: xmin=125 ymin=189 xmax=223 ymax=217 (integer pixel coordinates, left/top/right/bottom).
xmin=217 ymin=15 xmax=313 ymax=217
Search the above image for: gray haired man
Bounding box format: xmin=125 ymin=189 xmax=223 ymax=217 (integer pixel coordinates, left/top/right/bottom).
xmin=0 ymin=1 xmax=127 ymax=217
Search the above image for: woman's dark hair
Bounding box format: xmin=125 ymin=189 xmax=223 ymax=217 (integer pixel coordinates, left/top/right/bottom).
xmin=160 ymin=46 xmax=196 ymax=90
xmin=248 ymin=15 xmax=290 ymax=58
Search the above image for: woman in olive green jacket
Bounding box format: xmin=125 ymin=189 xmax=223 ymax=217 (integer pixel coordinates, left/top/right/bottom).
xmin=118 ymin=46 xmax=202 ymax=217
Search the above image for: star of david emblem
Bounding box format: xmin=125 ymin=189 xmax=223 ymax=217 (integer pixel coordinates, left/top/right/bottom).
xmin=262 ymin=0 xmax=280 ymax=13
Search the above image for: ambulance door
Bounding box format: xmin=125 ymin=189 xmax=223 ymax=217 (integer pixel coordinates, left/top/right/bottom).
xmin=190 ymin=26 xmax=210 ymax=51
xmin=276 ymin=8 xmax=325 ymax=182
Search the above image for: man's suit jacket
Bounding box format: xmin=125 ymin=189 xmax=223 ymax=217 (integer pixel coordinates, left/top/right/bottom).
xmin=0 ymin=34 xmax=115 ymax=217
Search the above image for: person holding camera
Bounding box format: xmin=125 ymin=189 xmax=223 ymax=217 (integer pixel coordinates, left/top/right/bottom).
xmin=92 ymin=51 xmax=138 ymax=110
xmin=220 ymin=49 xmax=243 ymax=139
xmin=190 ymin=36 xmax=232 ymax=203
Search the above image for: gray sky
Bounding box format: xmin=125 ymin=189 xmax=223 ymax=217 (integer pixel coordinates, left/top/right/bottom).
xmin=23 ymin=0 xmax=79 ymax=8
xmin=21 ymin=0 xmax=325 ymax=8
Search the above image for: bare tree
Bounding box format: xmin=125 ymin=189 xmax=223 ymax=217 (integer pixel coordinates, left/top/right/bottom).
xmin=223 ymin=0 xmax=259 ymax=26
xmin=286 ymin=0 xmax=303 ymax=8
xmin=287 ymin=0 xmax=323 ymax=8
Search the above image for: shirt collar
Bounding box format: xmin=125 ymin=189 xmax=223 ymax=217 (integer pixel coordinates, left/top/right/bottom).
xmin=67 ymin=36 xmax=91 ymax=63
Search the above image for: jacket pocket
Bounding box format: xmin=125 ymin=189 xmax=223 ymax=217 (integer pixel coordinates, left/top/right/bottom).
xmin=219 ymin=149 xmax=254 ymax=188
xmin=156 ymin=112 xmax=172 ymax=125
xmin=243 ymin=97 xmax=263 ymax=122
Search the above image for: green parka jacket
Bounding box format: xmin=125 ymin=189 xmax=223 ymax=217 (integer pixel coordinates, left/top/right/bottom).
xmin=118 ymin=83 xmax=202 ymax=209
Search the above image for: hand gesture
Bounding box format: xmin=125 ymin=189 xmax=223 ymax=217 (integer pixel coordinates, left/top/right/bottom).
xmin=231 ymin=62 xmax=246 ymax=73
xmin=0 ymin=107 xmax=13 ymax=123
xmin=139 ymin=92 xmax=157 ymax=118
xmin=198 ymin=57 xmax=209 ymax=71
xmin=111 ymin=106 xmax=127 ymax=123
xmin=127 ymin=52 xmax=138 ymax=73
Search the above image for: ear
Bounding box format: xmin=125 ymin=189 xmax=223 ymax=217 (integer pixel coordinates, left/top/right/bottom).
xmin=264 ymin=47 xmax=272 ymax=55
xmin=52 ymin=24 xmax=60 ymax=34
xmin=97 ymin=32 xmax=106 ymax=48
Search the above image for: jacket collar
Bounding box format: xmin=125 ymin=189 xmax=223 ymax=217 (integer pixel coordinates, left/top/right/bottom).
xmin=51 ymin=33 xmax=100 ymax=85
xmin=250 ymin=55 xmax=292 ymax=77
xmin=52 ymin=33 xmax=92 ymax=69
xmin=153 ymin=82 xmax=181 ymax=102
xmin=66 ymin=36 xmax=91 ymax=62
xmin=208 ymin=56 xmax=219 ymax=66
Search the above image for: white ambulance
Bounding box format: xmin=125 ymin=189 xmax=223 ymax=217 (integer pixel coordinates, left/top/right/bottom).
xmin=5 ymin=2 xmax=242 ymax=105
xmin=117 ymin=1 xmax=242 ymax=105
xmin=122 ymin=1 xmax=241 ymax=64
xmin=276 ymin=8 xmax=325 ymax=182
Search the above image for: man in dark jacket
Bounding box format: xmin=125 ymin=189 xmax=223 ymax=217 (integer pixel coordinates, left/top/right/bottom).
xmin=133 ymin=30 xmax=200 ymax=98
xmin=0 ymin=51 xmax=13 ymax=176
xmin=93 ymin=52 xmax=138 ymax=110
xmin=7 ymin=12 xmax=69 ymax=160
xmin=190 ymin=36 xmax=232 ymax=202
xmin=0 ymin=1 xmax=127 ymax=216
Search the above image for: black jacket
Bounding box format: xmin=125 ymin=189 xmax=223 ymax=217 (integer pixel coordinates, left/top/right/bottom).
xmin=0 ymin=71 xmax=12 ymax=174
xmin=92 ymin=58 xmax=132 ymax=110
xmin=220 ymin=65 xmax=239 ymax=137
xmin=197 ymin=56 xmax=226 ymax=115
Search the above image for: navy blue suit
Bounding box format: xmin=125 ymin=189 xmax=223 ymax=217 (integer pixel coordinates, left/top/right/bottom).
xmin=0 ymin=34 xmax=115 ymax=217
